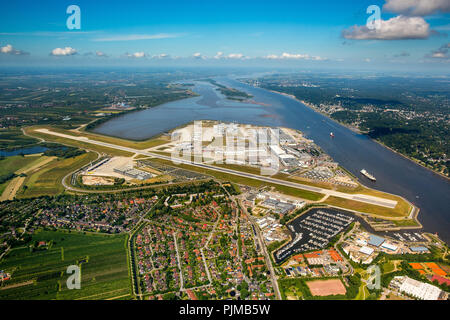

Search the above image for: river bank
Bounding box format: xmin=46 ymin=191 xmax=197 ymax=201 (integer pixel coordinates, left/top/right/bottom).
xmin=91 ymin=77 xmax=450 ymax=243
xmin=269 ymin=89 xmax=449 ymax=181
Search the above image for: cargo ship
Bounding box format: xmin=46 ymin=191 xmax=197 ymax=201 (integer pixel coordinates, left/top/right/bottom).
xmin=360 ymin=169 xmax=376 ymax=181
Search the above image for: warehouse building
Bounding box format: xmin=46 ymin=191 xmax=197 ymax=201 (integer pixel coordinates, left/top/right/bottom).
xmin=391 ymin=276 xmax=444 ymax=300
xmin=368 ymin=235 xmax=385 ymax=247
xmin=114 ymin=166 xmax=153 ymax=180
xmin=381 ymin=242 xmax=398 ymax=252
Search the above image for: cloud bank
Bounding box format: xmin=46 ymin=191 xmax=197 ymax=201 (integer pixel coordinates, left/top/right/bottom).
xmin=1 ymin=44 xmax=28 ymax=55
xmin=126 ymin=52 xmax=146 ymax=58
xmin=427 ymin=43 xmax=450 ymax=59
xmin=264 ymin=52 xmax=326 ymax=61
xmin=50 ymin=47 xmax=77 ymax=56
xmin=383 ymin=0 xmax=450 ymax=16
xmin=342 ymin=15 xmax=430 ymax=40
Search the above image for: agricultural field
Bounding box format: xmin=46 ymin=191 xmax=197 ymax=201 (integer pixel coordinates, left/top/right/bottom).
xmin=0 ymin=155 xmax=42 ymax=177
xmin=0 ymin=230 xmax=131 ymax=300
xmin=0 ymin=155 xmax=50 ymax=200
xmin=0 ymin=182 xmax=8 ymax=196
xmin=0 ymin=128 xmax=38 ymax=150
xmin=17 ymin=152 xmax=97 ymax=198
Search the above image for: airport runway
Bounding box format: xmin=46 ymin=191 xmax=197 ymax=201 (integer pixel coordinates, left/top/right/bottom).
xmin=36 ymin=128 xmax=398 ymax=209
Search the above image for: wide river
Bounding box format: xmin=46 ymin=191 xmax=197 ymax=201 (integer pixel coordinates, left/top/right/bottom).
xmin=93 ymin=78 xmax=450 ymax=243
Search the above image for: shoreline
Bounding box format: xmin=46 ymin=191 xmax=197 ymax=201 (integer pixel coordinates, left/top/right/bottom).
xmin=270 ymin=89 xmax=449 ymax=181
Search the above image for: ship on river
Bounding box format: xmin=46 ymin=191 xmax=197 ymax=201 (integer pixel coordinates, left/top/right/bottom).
xmin=360 ymin=169 xmax=376 ymax=181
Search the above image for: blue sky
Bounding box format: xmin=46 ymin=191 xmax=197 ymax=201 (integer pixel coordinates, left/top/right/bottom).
xmin=0 ymin=0 xmax=449 ymax=71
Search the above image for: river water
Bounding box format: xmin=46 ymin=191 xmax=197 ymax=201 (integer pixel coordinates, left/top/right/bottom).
xmin=0 ymin=146 xmax=48 ymax=157
xmin=93 ymin=78 xmax=450 ymax=243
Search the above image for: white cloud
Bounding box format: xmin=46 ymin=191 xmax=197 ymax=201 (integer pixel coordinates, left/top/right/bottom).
xmin=431 ymin=52 xmax=447 ymax=58
xmin=96 ymin=51 xmax=108 ymax=57
xmin=1 ymin=44 xmax=28 ymax=55
xmin=212 ymin=52 xmax=247 ymax=60
xmin=50 ymin=47 xmax=77 ymax=56
xmin=94 ymin=33 xmax=180 ymax=42
xmin=264 ymin=52 xmax=326 ymax=61
xmin=342 ymin=15 xmax=430 ymax=40
xmin=364 ymin=58 xmax=371 ymax=63
xmin=383 ymin=0 xmax=450 ymax=16
xmin=226 ymin=53 xmax=245 ymax=59
xmin=265 ymin=54 xmax=279 ymax=59
xmin=214 ymin=52 xmax=224 ymax=59
xmin=192 ymin=52 xmax=206 ymax=59
xmin=427 ymin=43 xmax=450 ymax=60
xmin=124 ymin=52 xmax=146 ymax=58
xmin=152 ymin=53 xmax=170 ymax=59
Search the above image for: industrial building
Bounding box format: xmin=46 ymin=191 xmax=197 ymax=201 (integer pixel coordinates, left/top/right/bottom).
xmin=368 ymin=235 xmax=385 ymax=247
xmin=114 ymin=166 xmax=153 ymax=180
xmin=261 ymin=198 xmax=296 ymax=215
xmin=410 ymin=246 xmax=430 ymax=253
xmin=391 ymin=276 xmax=444 ymax=300
xmin=359 ymin=246 xmax=374 ymax=256
xmin=381 ymin=242 xmax=398 ymax=252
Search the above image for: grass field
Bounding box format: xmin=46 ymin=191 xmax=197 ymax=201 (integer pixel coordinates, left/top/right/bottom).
xmin=207 ymin=163 xmax=411 ymax=216
xmin=0 ymin=176 xmax=26 ymax=201
xmin=392 ymin=219 xmax=420 ymax=227
xmin=75 ymin=126 xmax=170 ymax=150
xmin=354 ymin=282 xmax=370 ymax=300
xmin=152 ymin=158 xmax=324 ymax=201
xmin=0 ymin=128 xmax=38 ymax=150
xmin=278 ymin=278 xmax=305 ymax=300
xmin=0 ymin=230 xmax=131 ymax=300
xmin=0 ymin=155 xmax=54 ymax=200
xmin=15 ymin=156 xmax=55 ymax=175
xmin=0 ymin=182 xmax=8 ymax=196
xmin=17 ymin=152 xmax=97 ymax=198
xmin=24 ymin=127 xmax=134 ymax=157
xmin=0 ymin=155 xmax=42 ymax=177
xmin=26 ymin=125 xmax=169 ymax=151
xmin=382 ymin=261 xmax=396 ymax=273
xmin=324 ymin=196 xmax=410 ymax=218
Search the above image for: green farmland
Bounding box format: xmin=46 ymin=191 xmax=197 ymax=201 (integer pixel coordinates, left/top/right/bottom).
xmin=0 ymin=230 xmax=131 ymax=300
xmin=17 ymin=152 xmax=97 ymax=198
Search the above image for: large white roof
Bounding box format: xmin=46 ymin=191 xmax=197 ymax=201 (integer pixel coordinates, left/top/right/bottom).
xmin=400 ymin=277 xmax=442 ymax=300
xmin=381 ymin=242 xmax=398 ymax=251
xmin=359 ymin=246 xmax=374 ymax=255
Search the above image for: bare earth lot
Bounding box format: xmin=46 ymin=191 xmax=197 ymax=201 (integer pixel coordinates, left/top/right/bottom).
xmin=306 ymin=279 xmax=346 ymax=296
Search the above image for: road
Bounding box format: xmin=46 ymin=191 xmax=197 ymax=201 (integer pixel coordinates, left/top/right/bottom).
xmin=239 ymin=195 xmax=282 ymax=300
xmin=247 ymin=211 xmax=282 ymax=300
xmin=334 ymin=222 xmax=357 ymax=277
xmin=173 ymin=232 xmax=185 ymax=290
xmin=36 ymin=128 xmax=399 ymax=208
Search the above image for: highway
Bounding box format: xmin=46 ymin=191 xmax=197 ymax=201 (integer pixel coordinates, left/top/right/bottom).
xmin=36 ymin=128 xmax=398 ymax=209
